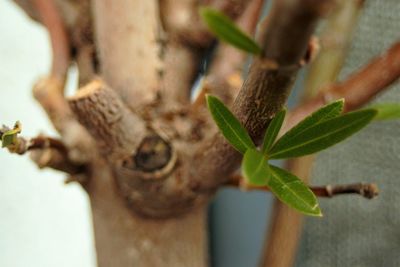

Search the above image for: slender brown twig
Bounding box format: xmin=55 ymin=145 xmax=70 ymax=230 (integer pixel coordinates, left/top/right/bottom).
xmin=1 ymin=133 xmax=85 ymax=175
xmin=31 ymin=0 xmax=95 ymax=164
xmin=33 ymin=0 xmax=70 ymax=80
xmin=227 ymin=175 xmax=379 ymax=199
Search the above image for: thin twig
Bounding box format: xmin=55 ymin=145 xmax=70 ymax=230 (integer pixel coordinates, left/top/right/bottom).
xmin=26 ymin=136 xmax=67 ymax=153
xmin=1 ymin=133 xmax=85 ymax=175
xmin=33 ymin=0 xmax=70 ymax=80
xmin=227 ymin=175 xmax=379 ymax=199
xmin=1 ymin=129 xmax=67 ymax=155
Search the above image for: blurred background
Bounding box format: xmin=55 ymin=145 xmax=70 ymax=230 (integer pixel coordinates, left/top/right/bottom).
xmin=0 ymin=1 xmax=96 ymax=266
xmin=1 ymin=0 xmax=400 ymax=266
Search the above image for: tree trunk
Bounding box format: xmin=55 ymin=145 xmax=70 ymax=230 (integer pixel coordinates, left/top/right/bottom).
xmin=88 ymin=160 xmax=208 ymax=267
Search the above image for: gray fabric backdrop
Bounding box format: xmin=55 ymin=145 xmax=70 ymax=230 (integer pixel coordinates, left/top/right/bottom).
xmin=296 ymin=1 xmax=400 ymax=266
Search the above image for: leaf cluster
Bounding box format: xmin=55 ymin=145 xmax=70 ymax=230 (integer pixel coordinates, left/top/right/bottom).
xmin=207 ymin=95 xmax=377 ymax=216
xmin=201 ymin=7 xmax=399 ymax=215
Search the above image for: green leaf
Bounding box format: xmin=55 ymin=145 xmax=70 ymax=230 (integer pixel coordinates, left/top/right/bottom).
xmin=269 ymin=109 xmax=377 ymax=159
xmin=371 ymin=103 xmax=400 ymax=121
xmin=268 ymin=165 xmax=321 ymax=216
xmin=261 ymin=109 xmax=286 ymax=154
xmin=267 ymin=99 xmax=343 ymax=156
xmin=199 ymin=7 xmax=262 ymax=55
xmin=1 ymin=122 xmax=21 ymax=148
xmin=206 ymin=95 xmax=255 ymax=153
xmin=275 ymin=99 xmax=344 ymax=150
xmin=242 ymin=149 xmax=270 ymax=186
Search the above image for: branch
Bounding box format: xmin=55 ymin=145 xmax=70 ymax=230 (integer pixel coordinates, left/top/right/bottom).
xmin=191 ymin=0 xmax=334 ymax=191
xmin=68 ymin=80 xmax=147 ymax=160
xmin=33 ymin=77 xmax=95 ymax=164
xmin=3 ymin=137 xmax=85 ymax=176
xmin=92 ymin=0 xmax=162 ymax=110
xmin=286 ymin=40 xmax=400 ymax=131
xmin=203 ymin=0 xmax=265 ymax=104
xmin=303 ymin=0 xmax=365 ymax=96
xmin=160 ymin=0 xmax=264 ymax=105
xmin=33 ymin=0 xmax=70 ymax=80
xmin=0 ymin=122 xmax=87 ymax=175
xmin=29 ymin=147 xmax=87 ymax=175
xmin=227 ymin=175 xmax=379 ymax=199
xmin=160 ymin=42 xmax=202 ymax=105
xmin=23 ymin=0 xmax=96 ymax=164
xmin=6 ymin=136 xmax=66 ymax=155
xmin=309 ymin=183 xmax=378 ymax=199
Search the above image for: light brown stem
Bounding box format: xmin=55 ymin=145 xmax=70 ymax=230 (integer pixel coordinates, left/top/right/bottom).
xmin=93 ymin=0 xmax=163 ymax=110
xmin=304 ymin=0 xmax=365 ymax=97
xmin=286 ymin=40 xmax=400 ymax=131
xmin=33 ymin=0 xmax=70 ymax=80
xmin=8 ymin=136 xmax=67 ymax=155
xmin=33 ymin=77 xmax=95 ymax=164
xmin=192 ymin=0 xmax=334 ymax=191
xmin=29 ymin=147 xmax=87 ymax=175
xmin=161 ymin=43 xmax=201 ymax=104
xmin=28 ymin=0 xmax=95 ymax=164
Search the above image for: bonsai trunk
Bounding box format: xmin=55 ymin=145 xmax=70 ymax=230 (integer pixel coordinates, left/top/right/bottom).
xmin=88 ymin=161 xmax=208 ymax=267
xmin=11 ymin=0 xmax=335 ymax=266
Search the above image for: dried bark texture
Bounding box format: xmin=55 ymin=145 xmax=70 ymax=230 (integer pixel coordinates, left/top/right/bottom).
xmin=68 ymin=80 xmax=147 ymax=160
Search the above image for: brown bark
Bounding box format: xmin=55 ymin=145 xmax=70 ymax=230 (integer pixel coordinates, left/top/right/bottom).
xmin=68 ymin=80 xmax=147 ymax=160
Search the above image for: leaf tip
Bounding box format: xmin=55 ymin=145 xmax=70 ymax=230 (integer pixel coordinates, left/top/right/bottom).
xmin=205 ymin=94 xmax=216 ymax=108
xmin=313 ymin=208 xmax=323 ymax=217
